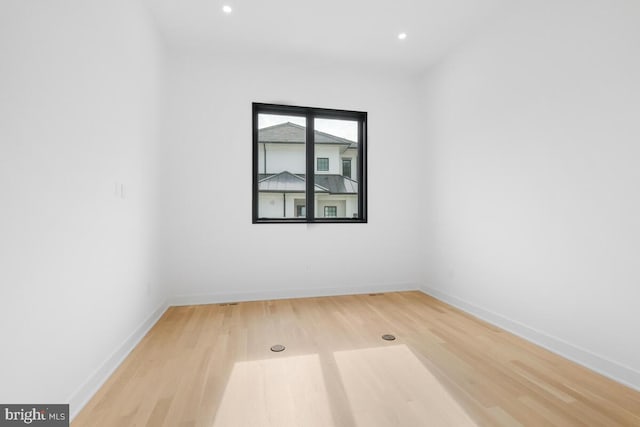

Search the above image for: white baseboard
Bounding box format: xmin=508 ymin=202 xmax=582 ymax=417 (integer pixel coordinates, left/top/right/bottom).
xmin=169 ymin=282 xmax=419 ymax=306
xmin=68 ymin=300 xmax=169 ymax=421
xmin=419 ymin=285 xmax=640 ymax=392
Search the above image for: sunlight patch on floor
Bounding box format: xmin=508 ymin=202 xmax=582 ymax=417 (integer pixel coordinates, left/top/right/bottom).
xmin=213 ymin=354 xmax=334 ymax=427
xmin=334 ymin=344 xmax=477 ymax=427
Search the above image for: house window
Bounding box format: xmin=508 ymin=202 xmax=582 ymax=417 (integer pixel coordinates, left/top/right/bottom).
xmin=342 ymin=158 xmax=352 ymax=178
xmin=324 ymin=206 xmax=337 ymax=217
xmin=253 ymin=103 xmax=367 ymax=224
xmin=317 ymin=158 xmax=329 ymax=171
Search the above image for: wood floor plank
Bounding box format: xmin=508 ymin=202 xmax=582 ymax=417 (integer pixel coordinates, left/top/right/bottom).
xmin=72 ymin=291 xmax=640 ymax=426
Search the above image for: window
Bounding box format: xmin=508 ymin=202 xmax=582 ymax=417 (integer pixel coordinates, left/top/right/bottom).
xmin=317 ymin=157 xmax=329 ymax=172
xmin=253 ymin=103 xmax=367 ymax=223
xmin=342 ymin=158 xmax=352 ymax=178
xmin=324 ymin=206 xmax=337 ymax=217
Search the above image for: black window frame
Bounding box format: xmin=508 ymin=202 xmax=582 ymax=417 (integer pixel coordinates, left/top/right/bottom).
xmin=317 ymin=157 xmax=329 ymax=172
xmin=253 ymin=102 xmax=367 ymax=224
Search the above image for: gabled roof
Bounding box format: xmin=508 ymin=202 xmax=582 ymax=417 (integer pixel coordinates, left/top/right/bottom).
xmin=315 ymin=175 xmax=358 ymax=194
xmin=258 ymin=173 xmax=357 ymax=194
xmin=258 ymin=122 xmax=356 ymax=146
xmin=258 ymin=171 xmax=329 ymax=193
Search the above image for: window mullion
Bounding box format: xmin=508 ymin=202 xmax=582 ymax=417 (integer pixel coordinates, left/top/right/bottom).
xmin=358 ymin=118 xmax=366 ymax=220
xmin=357 ymin=119 xmax=368 ymax=218
xmin=252 ymin=108 xmax=259 ymax=223
xmin=305 ymin=112 xmax=315 ymax=222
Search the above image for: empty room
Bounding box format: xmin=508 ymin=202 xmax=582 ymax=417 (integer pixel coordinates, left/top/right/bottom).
xmin=2 ymin=0 xmax=640 ymax=426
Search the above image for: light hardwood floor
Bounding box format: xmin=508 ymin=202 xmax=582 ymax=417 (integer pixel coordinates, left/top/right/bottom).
xmin=73 ymin=291 xmax=640 ymax=426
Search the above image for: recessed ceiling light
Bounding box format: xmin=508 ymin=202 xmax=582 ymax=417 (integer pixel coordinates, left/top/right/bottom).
xmin=222 ymin=5 xmax=232 ymax=14
xmin=398 ymin=32 xmax=407 ymax=40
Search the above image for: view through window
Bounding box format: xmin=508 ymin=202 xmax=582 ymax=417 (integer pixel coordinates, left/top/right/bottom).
xmin=253 ymin=103 xmax=367 ymax=223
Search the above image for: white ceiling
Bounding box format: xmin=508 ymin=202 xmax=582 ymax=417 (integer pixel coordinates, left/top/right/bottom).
xmin=143 ymin=0 xmax=513 ymax=72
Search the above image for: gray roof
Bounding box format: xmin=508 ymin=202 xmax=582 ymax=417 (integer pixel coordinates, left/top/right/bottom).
xmin=258 ymin=173 xmax=358 ymax=194
xmin=259 ymin=122 xmax=356 ymax=146
xmin=315 ymin=175 xmax=358 ymax=194
xmin=258 ymin=171 xmax=329 ymax=193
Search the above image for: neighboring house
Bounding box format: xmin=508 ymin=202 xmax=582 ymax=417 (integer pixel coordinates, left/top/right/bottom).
xmin=258 ymin=122 xmax=359 ymax=218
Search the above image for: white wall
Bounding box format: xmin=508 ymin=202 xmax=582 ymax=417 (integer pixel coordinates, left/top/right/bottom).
xmin=158 ymin=51 xmax=424 ymax=301
xmin=315 ymin=146 xmax=342 ymax=174
xmin=420 ymin=0 xmax=640 ymax=387
xmin=261 ymin=144 xmax=306 ymax=174
xmin=0 ymin=0 xmax=165 ymax=414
